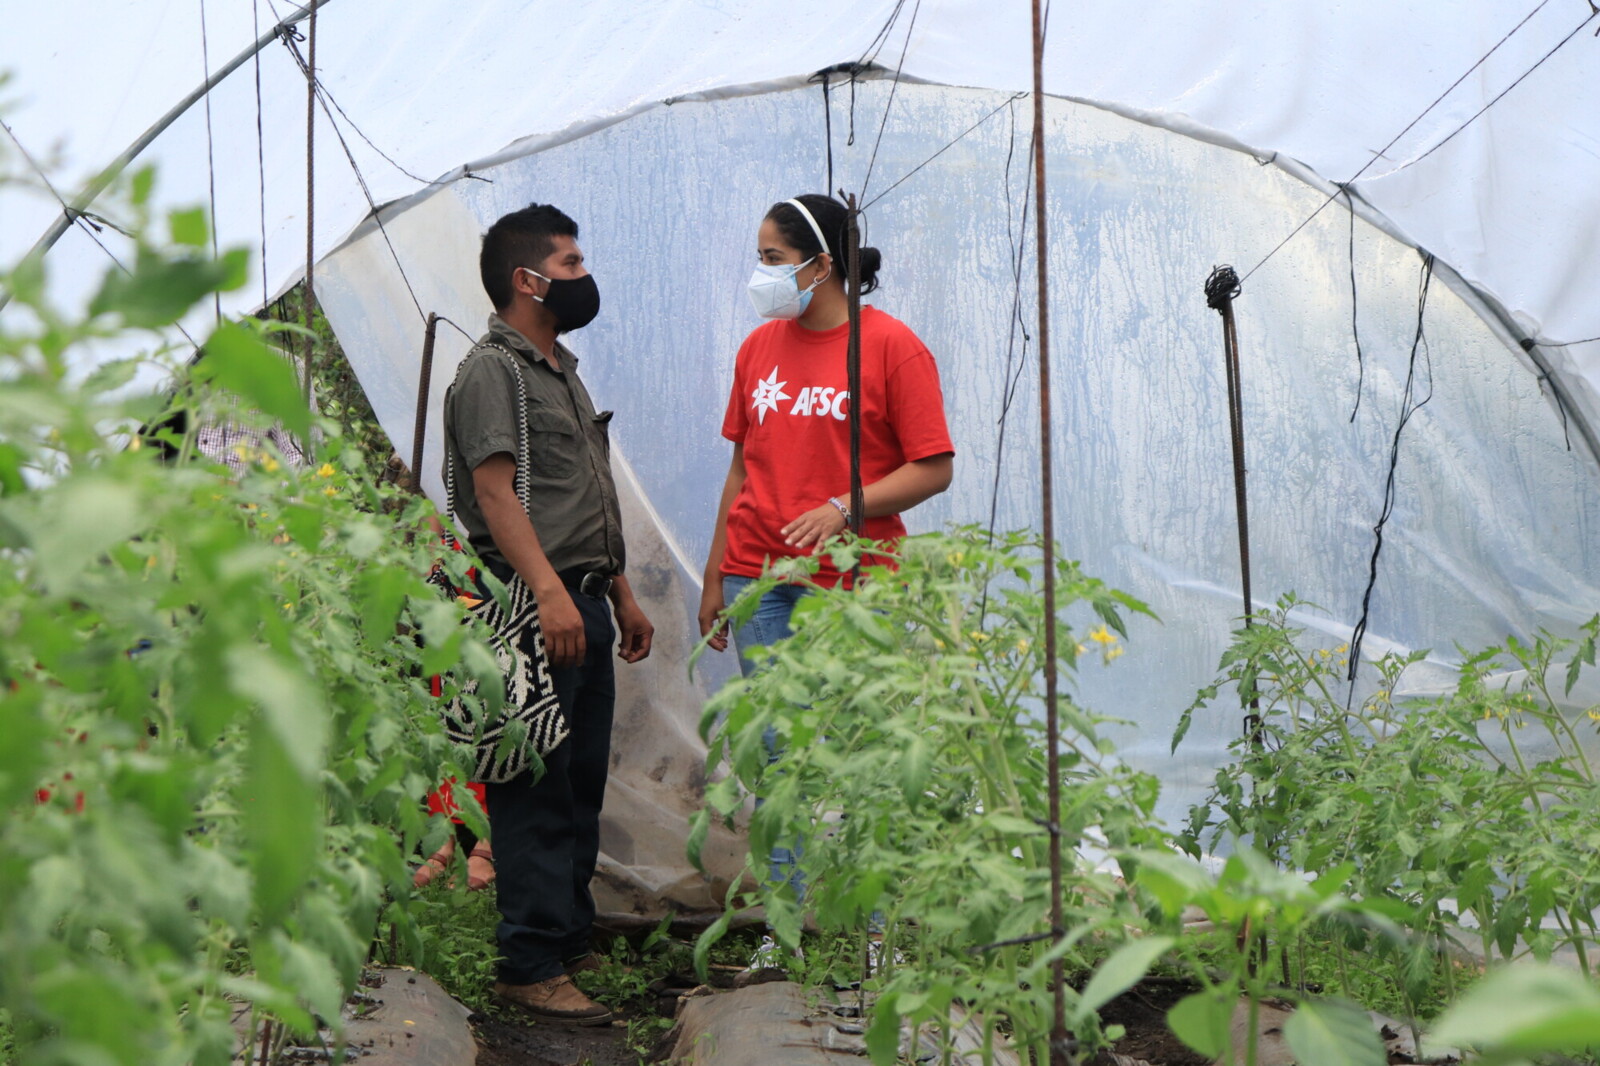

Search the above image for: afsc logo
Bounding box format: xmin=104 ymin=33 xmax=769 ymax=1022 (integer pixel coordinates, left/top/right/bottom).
xmin=788 ymin=386 xmax=849 ymax=421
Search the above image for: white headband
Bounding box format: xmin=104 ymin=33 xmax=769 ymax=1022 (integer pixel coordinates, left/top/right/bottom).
xmin=784 ymin=198 xmax=832 ymax=257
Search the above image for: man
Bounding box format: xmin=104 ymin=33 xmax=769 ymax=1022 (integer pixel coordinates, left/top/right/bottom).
xmin=442 ymin=203 xmax=653 ymax=1025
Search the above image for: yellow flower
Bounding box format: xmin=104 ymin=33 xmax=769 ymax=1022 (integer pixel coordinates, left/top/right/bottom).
xmin=261 ymin=456 xmax=280 ymax=473
xmin=1077 ymin=643 xmax=1088 ymax=655
xmin=1587 ymin=708 xmax=1600 ymax=722
xmin=968 ymin=630 xmax=990 ymax=644
xmin=282 ymin=602 xmax=294 ymax=611
xmin=322 ymin=485 xmax=338 ymax=498
xmin=317 ymin=463 xmax=336 ymax=478
xmin=1317 ymin=648 xmax=1331 ymax=659
xmin=1016 ymin=639 xmax=1030 ymax=654
xmin=1106 ymin=645 xmax=1125 ymax=662
xmin=934 ymin=638 xmax=946 ymax=650
xmin=1088 ymin=625 xmax=1116 ymax=645
xmin=1335 ymin=643 xmax=1349 ymax=654
xmin=128 ymin=436 xmax=141 ymax=451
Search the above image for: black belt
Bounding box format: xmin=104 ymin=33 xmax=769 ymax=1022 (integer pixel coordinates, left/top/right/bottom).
xmin=558 ymin=567 xmax=614 ymax=600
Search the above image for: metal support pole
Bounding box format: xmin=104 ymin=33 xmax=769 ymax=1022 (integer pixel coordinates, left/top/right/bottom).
xmin=409 ymin=312 xmax=439 ymax=495
xmin=1029 ymin=3 xmax=1071 ymax=1064
xmin=300 ymin=0 xmax=319 ymax=405
xmin=844 ymin=194 xmax=865 ymax=541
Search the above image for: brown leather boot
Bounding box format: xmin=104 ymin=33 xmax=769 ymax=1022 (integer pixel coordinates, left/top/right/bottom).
xmin=493 ymin=974 xmax=613 ymax=1026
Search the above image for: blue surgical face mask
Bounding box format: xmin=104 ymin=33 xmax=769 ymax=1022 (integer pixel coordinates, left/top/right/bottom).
xmin=747 ymin=257 xmax=822 ymax=320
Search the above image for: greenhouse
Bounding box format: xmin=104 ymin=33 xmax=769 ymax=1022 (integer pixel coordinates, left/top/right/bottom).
xmin=3 ymin=1 xmax=1600 ymax=1064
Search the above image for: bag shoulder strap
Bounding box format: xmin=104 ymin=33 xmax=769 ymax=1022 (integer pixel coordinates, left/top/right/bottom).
xmin=442 ymin=341 xmax=532 ymax=522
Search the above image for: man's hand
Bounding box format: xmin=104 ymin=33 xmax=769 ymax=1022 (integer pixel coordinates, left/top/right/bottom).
xmin=781 ymin=502 xmax=848 ymax=551
xmin=536 ymin=582 xmax=586 ymax=668
xmin=698 ymin=585 xmax=729 ymax=652
xmin=614 ymin=600 xmax=654 ymax=664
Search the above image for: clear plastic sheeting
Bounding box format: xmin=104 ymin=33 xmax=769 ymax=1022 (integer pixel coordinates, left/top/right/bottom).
xmin=317 ymin=83 xmax=1600 ymax=867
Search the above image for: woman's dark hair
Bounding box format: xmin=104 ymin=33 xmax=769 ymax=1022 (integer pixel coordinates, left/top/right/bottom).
xmin=765 ymin=194 xmax=881 ymax=295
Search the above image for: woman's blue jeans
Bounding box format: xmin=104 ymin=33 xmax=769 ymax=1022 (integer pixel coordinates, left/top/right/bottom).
xmin=722 ymin=575 xmax=809 ymax=900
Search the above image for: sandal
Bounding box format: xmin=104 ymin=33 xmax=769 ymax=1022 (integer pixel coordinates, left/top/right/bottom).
xmin=467 ymin=842 xmax=496 ymax=892
xmin=412 ymin=839 xmax=456 ymax=889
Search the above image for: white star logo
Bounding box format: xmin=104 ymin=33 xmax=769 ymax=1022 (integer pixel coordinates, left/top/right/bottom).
xmin=751 ymin=366 xmax=790 ymax=425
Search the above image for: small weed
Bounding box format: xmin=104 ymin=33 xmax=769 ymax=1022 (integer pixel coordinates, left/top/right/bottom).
xmin=388 ymin=877 xmax=502 ymax=1013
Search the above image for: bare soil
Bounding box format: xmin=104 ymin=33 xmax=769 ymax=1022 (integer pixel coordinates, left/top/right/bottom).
xmin=472 ymin=975 xmax=1214 ymax=1066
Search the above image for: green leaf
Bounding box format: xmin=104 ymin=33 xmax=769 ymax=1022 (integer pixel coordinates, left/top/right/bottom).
xmin=169 ymin=207 xmax=209 ymax=248
xmin=242 ymin=723 xmax=321 ymax=924
xmin=1168 ymin=986 xmax=1235 ymax=1059
xmin=900 ymin=733 xmax=931 ymax=805
xmin=227 ymin=645 xmax=327 ymax=777
xmin=685 ymin=808 xmax=711 ymax=872
xmin=1427 ymin=965 xmax=1600 ymax=1058
xmin=194 ymin=320 xmax=311 ymax=439
xmin=26 ymin=475 xmax=146 ymax=591
xmin=1078 ymin=936 xmax=1174 ymax=1016
xmin=865 ymin=989 xmax=902 ymax=1066
xmin=131 ymin=165 xmax=155 ymax=206
xmin=89 ymin=244 xmax=241 ymax=328
xmin=1284 ymin=998 xmax=1387 ymax=1066
xmin=82 ymin=357 xmax=142 ymax=395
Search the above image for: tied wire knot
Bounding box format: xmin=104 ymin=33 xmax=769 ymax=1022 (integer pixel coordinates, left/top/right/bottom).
xmin=1205 ymin=265 xmax=1242 ymax=311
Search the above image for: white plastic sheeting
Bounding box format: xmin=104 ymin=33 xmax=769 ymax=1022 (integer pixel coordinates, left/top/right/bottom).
xmin=6 ymin=2 xmax=1600 ymax=914
xmin=319 ymin=82 xmax=1600 ymax=852
xmin=5 ymin=1 xmax=1599 ymax=419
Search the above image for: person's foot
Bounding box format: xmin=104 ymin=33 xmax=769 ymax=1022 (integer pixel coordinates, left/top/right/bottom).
xmin=466 ymin=842 xmax=495 ymax=892
xmin=494 ymin=975 xmax=613 ymax=1026
xmin=412 ymin=839 xmax=456 ymax=889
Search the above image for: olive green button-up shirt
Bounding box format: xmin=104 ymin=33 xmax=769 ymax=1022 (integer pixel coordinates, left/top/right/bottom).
xmin=442 ymin=314 xmax=625 ymax=577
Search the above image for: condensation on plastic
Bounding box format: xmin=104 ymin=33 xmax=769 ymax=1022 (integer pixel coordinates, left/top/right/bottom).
xmin=317 ymin=83 xmax=1600 ymax=912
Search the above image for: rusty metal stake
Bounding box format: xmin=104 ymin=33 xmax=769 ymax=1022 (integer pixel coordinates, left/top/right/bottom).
xmin=1030 ymin=2 xmax=1071 ymax=1063
xmin=299 ymin=0 xmax=318 ymax=407
xmin=409 ymin=312 xmax=439 ymax=495
xmin=844 ymin=195 xmax=865 ymax=538
xmin=1205 ymin=265 xmax=1261 ymax=746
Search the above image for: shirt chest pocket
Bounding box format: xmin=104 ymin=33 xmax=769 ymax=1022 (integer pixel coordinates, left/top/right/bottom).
xmin=527 ymin=407 xmax=580 ymax=481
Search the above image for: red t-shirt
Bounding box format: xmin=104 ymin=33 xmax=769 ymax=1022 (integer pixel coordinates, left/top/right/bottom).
xmin=720 ymin=306 xmax=955 ymax=587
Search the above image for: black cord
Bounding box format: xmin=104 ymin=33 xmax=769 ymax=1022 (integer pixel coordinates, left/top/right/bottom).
xmin=1399 ymin=7 xmax=1599 ymax=171
xmin=277 ymin=31 xmax=428 ymax=324
xmin=985 ymin=95 xmax=1036 ymax=547
xmin=198 ymin=0 xmax=222 ymax=325
xmin=862 ymin=93 xmax=1026 ymax=211
xmin=1241 ymin=0 xmax=1568 ymax=284
xmin=434 ymin=315 xmax=478 ymax=345
xmin=857 ymin=0 xmax=908 ymax=67
xmin=1347 ymin=254 xmax=1436 ymax=693
xmin=859 ymin=0 xmax=923 ymax=205
xmin=822 ymin=72 xmax=835 ymax=194
xmin=0 ymin=118 xmax=203 ymax=353
xmin=1344 ymin=186 xmax=1366 ymax=424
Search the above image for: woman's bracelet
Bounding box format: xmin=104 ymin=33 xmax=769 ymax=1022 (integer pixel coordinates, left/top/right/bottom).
xmin=826 ymin=496 xmax=851 ymax=523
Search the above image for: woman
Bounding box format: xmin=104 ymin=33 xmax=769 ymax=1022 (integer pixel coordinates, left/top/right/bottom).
xmin=699 ymin=192 xmax=955 ymax=676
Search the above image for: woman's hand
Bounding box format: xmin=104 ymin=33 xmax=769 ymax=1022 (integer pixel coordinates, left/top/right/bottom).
xmin=782 ymin=502 xmax=848 ymax=551
xmin=698 ymin=586 xmax=730 ymax=652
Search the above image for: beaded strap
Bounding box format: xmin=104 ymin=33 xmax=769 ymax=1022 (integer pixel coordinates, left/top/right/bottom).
xmin=443 ymin=341 xmax=532 ymax=522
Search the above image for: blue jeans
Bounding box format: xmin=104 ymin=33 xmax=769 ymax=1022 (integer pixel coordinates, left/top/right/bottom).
xmin=722 ymin=575 xmax=808 ymax=900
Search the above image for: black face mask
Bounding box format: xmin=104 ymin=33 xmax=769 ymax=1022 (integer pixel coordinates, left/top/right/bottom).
xmin=531 ymin=272 xmax=601 ymax=333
